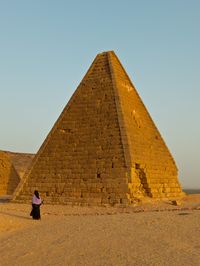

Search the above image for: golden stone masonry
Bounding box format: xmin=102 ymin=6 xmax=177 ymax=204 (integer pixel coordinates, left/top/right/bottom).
xmin=0 ymin=151 xmax=20 ymax=195
xmin=13 ymin=51 xmax=184 ymax=205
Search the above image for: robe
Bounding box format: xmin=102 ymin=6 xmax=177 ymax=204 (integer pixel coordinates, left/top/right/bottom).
xmin=30 ymin=195 xmax=42 ymax=220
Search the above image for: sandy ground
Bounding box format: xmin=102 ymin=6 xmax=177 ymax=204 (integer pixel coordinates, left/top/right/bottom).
xmin=0 ymin=195 xmax=200 ymax=266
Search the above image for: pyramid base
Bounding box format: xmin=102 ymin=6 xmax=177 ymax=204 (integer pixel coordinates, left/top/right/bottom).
xmin=13 ymin=191 xmax=185 ymax=207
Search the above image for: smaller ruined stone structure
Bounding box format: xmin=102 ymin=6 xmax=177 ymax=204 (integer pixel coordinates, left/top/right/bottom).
xmin=0 ymin=151 xmax=21 ymax=195
xmin=13 ymin=51 xmax=183 ymax=205
xmin=5 ymin=151 xmax=35 ymax=178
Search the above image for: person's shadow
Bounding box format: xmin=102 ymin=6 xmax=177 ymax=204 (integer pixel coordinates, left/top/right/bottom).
xmin=0 ymin=210 xmax=31 ymax=220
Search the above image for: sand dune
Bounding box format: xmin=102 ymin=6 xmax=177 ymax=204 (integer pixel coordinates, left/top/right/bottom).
xmin=0 ymin=195 xmax=200 ymax=266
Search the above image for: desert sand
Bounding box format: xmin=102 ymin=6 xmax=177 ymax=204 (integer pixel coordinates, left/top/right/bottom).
xmin=0 ymin=195 xmax=200 ymax=266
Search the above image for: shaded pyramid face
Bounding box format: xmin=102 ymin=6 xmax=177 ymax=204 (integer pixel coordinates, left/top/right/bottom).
xmin=0 ymin=151 xmax=21 ymax=195
xmin=14 ymin=51 xmax=183 ymax=205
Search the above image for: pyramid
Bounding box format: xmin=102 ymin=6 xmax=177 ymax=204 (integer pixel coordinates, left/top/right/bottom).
xmin=0 ymin=151 xmax=21 ymax=195
xmin=13 ymin=51 xmax=183 ymax=205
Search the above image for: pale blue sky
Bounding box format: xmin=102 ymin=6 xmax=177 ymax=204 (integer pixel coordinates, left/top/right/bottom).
xmin=0 ymin=0 xmax=199 ymax=188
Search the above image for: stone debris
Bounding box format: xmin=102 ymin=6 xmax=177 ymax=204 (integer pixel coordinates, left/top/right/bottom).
xmin=171 ymin=200 xmax=181 ymax=206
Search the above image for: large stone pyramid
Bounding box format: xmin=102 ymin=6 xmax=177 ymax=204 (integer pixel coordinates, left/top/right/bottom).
xmin=0 ymin=151 xmax=21 ymax=195
xmin=13 ymin=51 xmax=183 ymax=205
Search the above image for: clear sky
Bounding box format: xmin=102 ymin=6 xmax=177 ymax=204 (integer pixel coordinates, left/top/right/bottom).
xmin=0 ymin=0 xmax=199 ymax=188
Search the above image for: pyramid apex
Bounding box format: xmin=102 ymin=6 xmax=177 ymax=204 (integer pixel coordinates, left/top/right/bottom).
xmin=97 ymin=50 xmax=115 ymax=56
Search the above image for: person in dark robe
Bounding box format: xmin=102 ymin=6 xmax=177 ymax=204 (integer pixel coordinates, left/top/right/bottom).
xmin=30 ymin=190 xmax=42 ymax=220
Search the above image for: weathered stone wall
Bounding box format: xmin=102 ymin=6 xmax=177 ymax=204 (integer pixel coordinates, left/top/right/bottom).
xmin=14 ymin=51 xmax=183 ymax=205
xmin=0 ymin=152 xmax=20 ymax=195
